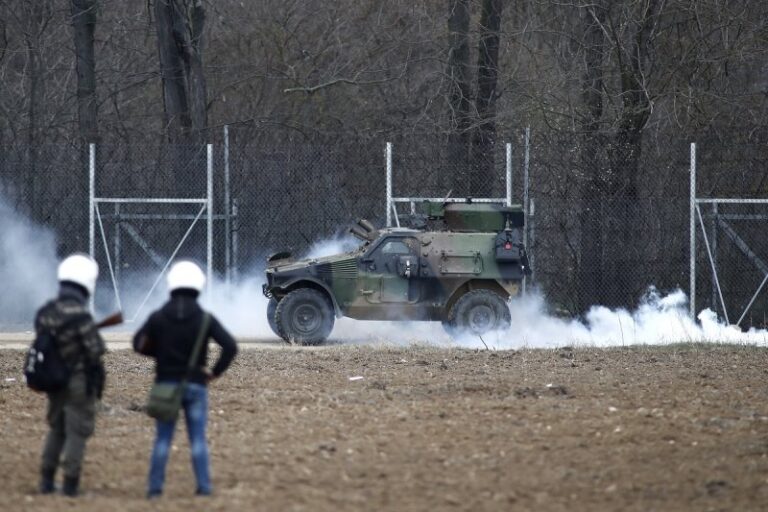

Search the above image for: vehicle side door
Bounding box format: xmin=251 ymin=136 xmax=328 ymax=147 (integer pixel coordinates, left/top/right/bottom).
xmin=360 ymin=237 xmax=420 ymax=303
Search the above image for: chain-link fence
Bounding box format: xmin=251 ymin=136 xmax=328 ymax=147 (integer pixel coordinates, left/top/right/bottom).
xmin=527 ymin=132 xmax=692 ymax=314
xmin=691 ymin=136 xmax=768 ymax=328
xmin=2 ymin=134 xmax=767 ymax=327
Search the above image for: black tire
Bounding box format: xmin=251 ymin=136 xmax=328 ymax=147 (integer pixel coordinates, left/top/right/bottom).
xmin=445 ymin=289 xmax=511 ymax=337
xmin=275 ymin=288 xmax=335 ymax=345
xmin=441 ymin=319 xmax=458 ymax=338
xmin=267 ymin=298 xmax=281 ymax=338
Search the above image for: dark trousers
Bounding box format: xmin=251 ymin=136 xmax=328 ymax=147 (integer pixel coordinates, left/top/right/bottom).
xmin=41 ymin=373 xmax=96 ymax=478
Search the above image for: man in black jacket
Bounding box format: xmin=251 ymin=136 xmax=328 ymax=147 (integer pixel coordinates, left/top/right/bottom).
xmin=36 ymin=254 xmax=105 ymax=497
xmin=133 ymin=260 xmax=237 ymax=498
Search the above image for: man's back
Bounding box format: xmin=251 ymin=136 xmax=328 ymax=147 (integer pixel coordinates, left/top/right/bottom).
xmin=132 ymin=260 xmax=238 ymax=498
xmin=35 ymin=284 xmax=105 ymax=374
xmin=134 ymin=290 xmax=237 ymax=384
xmin=36 ymin=254 xmax=103 ymax=497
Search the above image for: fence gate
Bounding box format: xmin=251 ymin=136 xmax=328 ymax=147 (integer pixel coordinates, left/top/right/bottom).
xmin=690 ymin=142 xmax=768 ymax=326
xmin=88 ymin=144 xmax=214 ymax=322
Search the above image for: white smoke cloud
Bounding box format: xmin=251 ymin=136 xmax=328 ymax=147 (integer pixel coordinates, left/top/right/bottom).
xmin=0 ymin=194 xmax=58 ymax=326
xmin=492 ymin=288 xmax=753 ymax=349
xmin=202 ymin=274 xmax=273 ymax=337
xmin=200 ymin=235 xmax=362 ymax=337
xmin=2 ymin=202 xmax=767 ymax=350
xmin=304 ymin=234 xmax=361 ymax=259
xmin=312 ymin=288 xmax=768 ymax=349
xmin=203 ymin=236 xmax=768 ymax=348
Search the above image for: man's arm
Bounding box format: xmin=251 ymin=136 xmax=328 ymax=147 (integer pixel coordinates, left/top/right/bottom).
xmin=209 ymin=316 xmax=238 ymax=378
xmin=77 ymin=314 xmax=106 ymax=364
xmin=132 ymin=314 xmax=157 ymax=356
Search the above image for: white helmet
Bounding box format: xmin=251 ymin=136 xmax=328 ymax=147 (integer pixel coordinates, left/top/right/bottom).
xmin=167 ymin=260 xmax=206 ymax=292
xmin=58 ymin=254 xmax=99 ymax=295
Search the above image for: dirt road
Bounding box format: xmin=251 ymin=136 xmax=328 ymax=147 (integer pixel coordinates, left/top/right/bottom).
xmin=2 ymin=343 xmax=767 ymax=511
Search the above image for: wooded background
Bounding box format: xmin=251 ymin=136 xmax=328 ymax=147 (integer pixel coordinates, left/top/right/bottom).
xmin=1 ymin=1 xmax=765 ymax=150
xmin=1 ymin=0 xmax=768 ymax=320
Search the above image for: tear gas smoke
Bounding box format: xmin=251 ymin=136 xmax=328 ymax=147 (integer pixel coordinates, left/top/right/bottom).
xmin=202 ymin=273 xmax=272 ymax=337
xmin=304 ymin=235 xmax=361 ymax=259
xmin=298 ymin=287 xmax=768 ymax=349
xmin=208 ymin=236 xmax=768 ymax=348
xmin=1 ymin=197 xmax=767 ymax=348
xmin=492 ymin=288 xmax=768 ymax=349
xmin=201 ymin=234 xmax=362 ymax=336
xmin=0 ymin=194 xmax=58 ymax=326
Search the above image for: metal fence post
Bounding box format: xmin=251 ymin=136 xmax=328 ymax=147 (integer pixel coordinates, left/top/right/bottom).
xmin=88 ymin=143 xmax=96 ymax=310
xmin=224 ymin=125 xmax=231 ymax=288
xmin=689 ymin=142 xmax=697 ymax=318
xmin=523 ymin=128 xmax=531 ymax=293
xmin=89 ymin=143 xmax=95 ymax=260
xmin=114 ymin=203 xmax=121 ymax=287
xmin=207 ymin=143 xmax=214 ymax=295
xmin=711 ymin=202 xmax=718 ymax=314
xmin=231 ymin=198 xmax=239 ymax=283
xmin=505 ymin=142 xmax=512 ymax=206
xmin=529 ymin=198 xmax=536 ymax=284
xmin=386 ymin=142 xmax=393 ymax=227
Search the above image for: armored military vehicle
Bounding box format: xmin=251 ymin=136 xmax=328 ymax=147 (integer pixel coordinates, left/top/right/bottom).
xmin=262 ymin=201 xmax=530 ymax=344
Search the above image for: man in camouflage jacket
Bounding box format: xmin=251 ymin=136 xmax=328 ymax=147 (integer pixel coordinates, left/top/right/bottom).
xmin=36 ymin=254 xmax=105 ymax=497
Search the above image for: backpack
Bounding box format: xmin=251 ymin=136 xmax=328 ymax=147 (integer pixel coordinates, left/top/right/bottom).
xmin=24 ymin=328 xmax=71 ymax=392
xmin=24 ymin=304 xmax=84 ymax=393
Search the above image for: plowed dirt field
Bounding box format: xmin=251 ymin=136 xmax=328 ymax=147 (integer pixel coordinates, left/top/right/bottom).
xmin=2 ymin=343 xmax=768 ymax=511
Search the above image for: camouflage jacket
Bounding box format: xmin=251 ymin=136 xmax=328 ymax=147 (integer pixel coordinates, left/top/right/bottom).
xmin=34 ymin=283 xmax=105 ymax=374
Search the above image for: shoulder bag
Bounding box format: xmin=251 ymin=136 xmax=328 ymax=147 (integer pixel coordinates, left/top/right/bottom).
xmin=145 ymin=313 xmax=210 ymax=422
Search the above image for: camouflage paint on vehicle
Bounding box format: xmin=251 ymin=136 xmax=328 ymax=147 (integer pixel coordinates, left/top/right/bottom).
xmin=263 ymin=201 xmax=530 ymax=340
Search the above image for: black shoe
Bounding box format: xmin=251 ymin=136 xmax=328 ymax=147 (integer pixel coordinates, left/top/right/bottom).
xmin=62 ymin=476 xmax=79 ymax=497
xmin=195 ymin=488 xmax=212 ymax=496
xmin=147 ymin=490 xmax=162 ymax=500
xmin=39 ymin=469 xmax=55 ymax=495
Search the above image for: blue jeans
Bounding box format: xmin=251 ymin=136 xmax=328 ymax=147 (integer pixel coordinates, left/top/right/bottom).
xmin=148 ymin=382 xmax=211 ymax=495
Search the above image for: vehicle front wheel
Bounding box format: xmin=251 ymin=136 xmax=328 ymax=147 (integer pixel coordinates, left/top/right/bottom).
xmin=275 ymin=288 xmax=335 ymax=345
xmin=445 ymin=289 xmax=511 ymax=337
xmin=267 ymin=298 xmax=281 ymax=338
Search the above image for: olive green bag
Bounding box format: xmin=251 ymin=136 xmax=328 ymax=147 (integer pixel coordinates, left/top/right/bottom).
xmin=146 ymin=313 xmax=210 ymax=422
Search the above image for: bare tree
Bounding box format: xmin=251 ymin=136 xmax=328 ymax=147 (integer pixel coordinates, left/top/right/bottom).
xmin=470 ymin=0 xmax=503 ymax=197
xmin=70 ymin=0 xmax=98 ymax=143
xmin=602 ymin=0 xmax=664 ymax=306
xmin=577 ymin=0 xmax=607 ymax=310
xmin=15 ymin=0 xmax=54 ymax=215
xmin=608 ymin=0 xmax=664 ymax=197
xmin=446 ymin=0 xmax=471 ymax=193
xmin=154 ymin=0 xmax=208 ymax=143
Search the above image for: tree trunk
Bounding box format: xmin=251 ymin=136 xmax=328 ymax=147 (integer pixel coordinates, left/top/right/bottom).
xmin=154 ymin=0 xmax=207 ymax=144
xmin=577 ymin=1 xmax=606 ymax=311
xmin=187 ymin=2 xmax=207 ymax=135
xmin=611 ymin=0 xmax=661 ymax=197
xmin=70 ymin=0 xmax=98 ymax=143
xmin=23 ymin=2 xmax=48 ymax=218
xmin=581 ymin=4 xmax=604 ymax=135
xmin=0 ymin=17 xmax=7 ymax=146
xmin=603 ymin=0 xmax=662 ymax=307
xmin=446 ymin=0 xmax=471 ymax=196
xmin=470 ymin=0 xmax=503 ymax=198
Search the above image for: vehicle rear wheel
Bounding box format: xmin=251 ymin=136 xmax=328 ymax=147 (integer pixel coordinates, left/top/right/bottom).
xmin=275 ymin=288 xmax=335 ymax=345
xmin=445 ymin=289 xmax=510 ymax=337
xmin=267 ymin=298 xmax=281 ymax=338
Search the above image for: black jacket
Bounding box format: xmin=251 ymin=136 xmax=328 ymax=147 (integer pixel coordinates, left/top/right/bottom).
xmin=132 ymin=290 xmax=238 ymax=385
